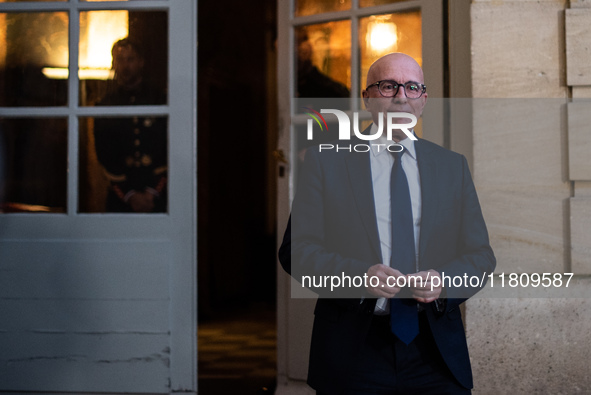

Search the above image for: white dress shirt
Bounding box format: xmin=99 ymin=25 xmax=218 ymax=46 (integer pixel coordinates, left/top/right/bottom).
xmin=368 ymin=126 xmax=422 ymax=314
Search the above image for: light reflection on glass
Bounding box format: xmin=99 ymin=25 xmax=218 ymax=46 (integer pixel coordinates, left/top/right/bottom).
xmin=368 ymin=19 xmax=398 ymax=52
xmin=80 ymin=11 xmax=129 ymax=74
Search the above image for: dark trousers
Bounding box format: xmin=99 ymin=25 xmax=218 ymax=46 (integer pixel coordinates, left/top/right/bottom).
xmin=318 ymin=312 xmax=471 ymax=395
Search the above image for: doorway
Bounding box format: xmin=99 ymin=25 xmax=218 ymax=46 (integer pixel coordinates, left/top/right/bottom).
xmin=197 ymin=0 xmax=278 ymax=393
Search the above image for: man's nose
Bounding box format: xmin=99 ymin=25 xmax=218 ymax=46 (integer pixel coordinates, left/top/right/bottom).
xmin=392 ymin=85 xmax=407 ymax=102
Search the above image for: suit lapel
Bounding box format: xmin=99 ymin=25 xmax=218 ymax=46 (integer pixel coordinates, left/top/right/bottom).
xmin=344 ymin=145 xmax=382 ymax=262
xmin=415 ymin=138 xmax=437 ymax=265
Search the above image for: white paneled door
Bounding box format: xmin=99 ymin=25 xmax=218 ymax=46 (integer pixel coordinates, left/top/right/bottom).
xmin=0 ymin=1 xmax=197 ymax=393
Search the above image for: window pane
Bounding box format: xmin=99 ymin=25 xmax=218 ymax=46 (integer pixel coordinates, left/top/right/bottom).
xmin=360 ymin=0 xmax=409 ymax=7
xmin=0 ymin=12 xmax=68 ymax=106
xmin=81 ymin=0 xmax=165 ymax=2
xmin=296 ymin=21 xmax=351 ymax=99
xmin=0 ymin=0 xmax=65 ymax=2
xmin=359 ymin=11 xmax=421 ymax=91
xmin=295 ymin=0 xmax=350 ymax=17
xmin=79 ymin=116 xmax=168 ymax=213
xmin=79 ymin=11 xmax=168 ymax=106
xmin=0 ymin=118 xmax=67 ymax=213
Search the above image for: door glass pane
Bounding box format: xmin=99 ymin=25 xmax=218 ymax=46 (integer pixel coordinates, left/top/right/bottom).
xmin=79 ymin=116 xmax=168 ymax=213
xmin=79 ymin=11 xmax=168 ymax=106
xmin=359 ymin=11 xmax=421 ymax=91
xmin=0 ymin=118 xmax=67 ymax=213
xmin=0 ymin=12 xmax=68 ymax=106
xmin=295 ymin=0 xmax=350 ymax=17
xmin=296 ymin=21 xmax=351 ymax=99
xmin=0 ymin=0 xmax=65 ymax=2
xmin=360 ymin=0 xmax=409 ymax=7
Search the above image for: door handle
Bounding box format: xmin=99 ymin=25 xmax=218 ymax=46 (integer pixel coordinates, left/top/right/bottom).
xmin=273 ymin=149 xmax=288 ymax=164
xmin=273 ymin=149 xmax=288 ymax=178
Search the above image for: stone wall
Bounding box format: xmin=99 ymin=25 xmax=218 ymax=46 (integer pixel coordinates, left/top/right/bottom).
xmin=469 ymin=0 xmax=591 ymax=392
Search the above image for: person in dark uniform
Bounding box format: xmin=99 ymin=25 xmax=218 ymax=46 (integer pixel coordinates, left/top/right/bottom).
xmin=297 ymin=31 xmax=350 ymax=99
xmin=94 ymin=38 xmax=167 ymax=213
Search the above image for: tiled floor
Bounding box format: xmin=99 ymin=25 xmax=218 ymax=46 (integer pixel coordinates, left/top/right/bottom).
xmin=198 ymin=307 xmax=277 ymax=394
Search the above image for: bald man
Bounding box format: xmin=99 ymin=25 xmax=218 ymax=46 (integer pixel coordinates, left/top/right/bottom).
xmin=279 ymin=53 xmax=495 ymax=394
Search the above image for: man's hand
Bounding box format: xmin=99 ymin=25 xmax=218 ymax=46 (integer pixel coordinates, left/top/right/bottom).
xmin=407 ymin=269 xmax=442 ymax=303
xmin=366 ymin=264 xmax=404 ymax=298
xmin=128 ymin=191 xmax=155 ymax=212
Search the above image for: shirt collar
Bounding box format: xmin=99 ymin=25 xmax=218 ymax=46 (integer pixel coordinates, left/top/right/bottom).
xmin=368 ymin=123 xmax=417 ymax=160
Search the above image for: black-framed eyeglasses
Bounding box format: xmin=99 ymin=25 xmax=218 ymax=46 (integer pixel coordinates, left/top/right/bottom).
xmin=366 ymin=80 xmax=427 ymax=99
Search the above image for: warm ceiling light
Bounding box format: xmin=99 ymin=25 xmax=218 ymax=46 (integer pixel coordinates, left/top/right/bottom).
xmin=42 ymin=67 xmax=115 ymax=80
xmin=368 ymin=20 xmax=398 ymax=53
xmin=80 ymin=11 xmax=129 ymax=70
xmin=44 ymin=11 xmax=129 ymax=80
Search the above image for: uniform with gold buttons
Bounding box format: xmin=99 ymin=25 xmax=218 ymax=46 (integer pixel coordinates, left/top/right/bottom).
xmin=94 ymin=85 xmax=167 ymax=212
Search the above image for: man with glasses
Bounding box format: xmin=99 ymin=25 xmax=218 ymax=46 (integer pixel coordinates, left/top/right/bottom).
xmin=280 ymin=53 xmax=495 ymax=394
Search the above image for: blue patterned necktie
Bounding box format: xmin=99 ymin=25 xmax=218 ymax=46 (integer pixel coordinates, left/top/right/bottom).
xmin=389 ymin=146 xmax=419 ymax=345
